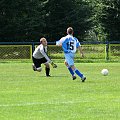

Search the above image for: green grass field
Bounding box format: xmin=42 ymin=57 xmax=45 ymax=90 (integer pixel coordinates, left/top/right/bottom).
xmin=0 ymin=62 xmax=120 ymax=120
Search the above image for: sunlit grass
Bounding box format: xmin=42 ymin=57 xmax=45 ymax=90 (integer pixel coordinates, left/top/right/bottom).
xmin=0 ymin=62 xmax=120 ymax=120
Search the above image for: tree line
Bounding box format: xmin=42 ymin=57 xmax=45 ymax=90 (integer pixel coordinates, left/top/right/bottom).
xmin=0 ymin=0 xmax=120 ymax=42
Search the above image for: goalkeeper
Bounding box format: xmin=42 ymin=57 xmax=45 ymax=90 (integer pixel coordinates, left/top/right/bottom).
xmin=32 ymin=37 xmax=57 ymax=76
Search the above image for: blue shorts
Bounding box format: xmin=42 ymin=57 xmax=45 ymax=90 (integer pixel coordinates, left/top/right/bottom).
xmin=64 ymin=53 xmax=75 ymax=66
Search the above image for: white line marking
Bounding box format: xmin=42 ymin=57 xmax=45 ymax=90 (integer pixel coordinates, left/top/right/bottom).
xmin=0 ymin=100 xmax=89 ymax=107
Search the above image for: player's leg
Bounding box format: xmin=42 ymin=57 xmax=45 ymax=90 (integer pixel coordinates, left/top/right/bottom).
xmin=32 ymin=56 xmax=37 ymax=71
xmin=64 ymin=53 xmax=77 ymax=80
xmin=65 ymin=53 xmax=86 ymax=82
xmin=71 ymin=65 xmax=86 ymax=82
xmin=71 ymin=65 xmax=83 ymax=78
xmin=32 ymin=63 xmax=37 ymax=71
xmin=39 ymin=57 xmax=50 ymax=77
xmin=44 ymin=62 xmax=50 ymax=77
xmin=32 ymin=57 xmax=42 ymax=72
xmin=64 ymin=60 xmax=76 ymax=80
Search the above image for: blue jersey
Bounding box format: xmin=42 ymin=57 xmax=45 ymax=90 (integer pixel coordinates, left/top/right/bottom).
xmin=56 ymin=35 xmax=80 ymax=53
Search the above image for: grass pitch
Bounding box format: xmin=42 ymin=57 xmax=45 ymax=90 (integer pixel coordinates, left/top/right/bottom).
xmin=0 ymin=62 xmax=120 ymax=120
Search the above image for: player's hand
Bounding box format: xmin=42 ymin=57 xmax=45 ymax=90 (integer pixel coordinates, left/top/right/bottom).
xmin=51 ymin=61 xmax=57 ymax=68
xmin=81 ymin=53 xmax=84 ymax=58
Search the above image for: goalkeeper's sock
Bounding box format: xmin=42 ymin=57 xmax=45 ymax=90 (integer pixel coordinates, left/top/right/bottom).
xmin=45 ymin=67 xmax=50 ymax=76
xmin=68 ymin=67 xmax=74 ymax=76
xmin=74 ymin=69 xmax=83 ymax=78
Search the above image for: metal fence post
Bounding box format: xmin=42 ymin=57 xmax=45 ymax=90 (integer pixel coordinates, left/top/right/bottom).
xmin=106 ymin=41 xmax=109 ymax=61
xmin=32 ymin=42 xmax=35 ymax=54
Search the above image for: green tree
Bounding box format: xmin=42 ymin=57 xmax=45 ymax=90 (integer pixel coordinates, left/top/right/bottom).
xmin=0 ymin=0 xmax=46 ymax=42
xmin=100 ymin=0 xmax=120 ymax=41
xmin=88 ymin=0 xmax=120 ymax=42
xmin=44 ymin=0 xmax=93 ymax=41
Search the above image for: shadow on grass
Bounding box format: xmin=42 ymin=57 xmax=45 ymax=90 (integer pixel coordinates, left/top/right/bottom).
xmin=39 ymin=75 xmax=68 ymax=78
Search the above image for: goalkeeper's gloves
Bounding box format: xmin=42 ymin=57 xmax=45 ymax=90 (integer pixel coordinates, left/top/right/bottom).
xmin=50 ymin=61 xmax=57 ymax=68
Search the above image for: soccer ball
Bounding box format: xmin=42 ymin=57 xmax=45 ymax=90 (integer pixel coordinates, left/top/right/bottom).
xmin=101 ymin=69 xmax=109 ymax=76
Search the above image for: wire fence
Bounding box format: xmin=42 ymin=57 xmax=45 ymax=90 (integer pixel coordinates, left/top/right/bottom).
xmin=0 ymin=41 xmax=120 ymax=62
xmin=0 ymin=45 xmax=32 ymax=59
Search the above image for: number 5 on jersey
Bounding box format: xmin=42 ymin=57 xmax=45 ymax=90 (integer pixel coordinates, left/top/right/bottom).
xmin=66 ymin=41 xmax=74 ymax=50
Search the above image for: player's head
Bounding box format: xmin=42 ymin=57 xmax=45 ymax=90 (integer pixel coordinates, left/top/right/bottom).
xmin=40 ymin=37 xmax=47 ymax=46
xmin=67 ymin=27 xmax=74 ymax=35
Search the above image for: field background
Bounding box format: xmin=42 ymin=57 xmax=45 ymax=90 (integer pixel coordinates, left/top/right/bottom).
xmin=0 ymin=62 xmax=120 ymax=120
xmin=0 ymin=44 xmax=120 ymax=62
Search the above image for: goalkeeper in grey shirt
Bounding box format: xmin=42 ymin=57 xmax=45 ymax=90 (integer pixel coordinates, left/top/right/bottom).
xmin=32 ymin=37 xmax=57 ymax=76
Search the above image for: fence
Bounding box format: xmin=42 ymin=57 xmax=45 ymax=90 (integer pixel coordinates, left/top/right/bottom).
xmin=0 ymin=41 xmax=120 ymax=62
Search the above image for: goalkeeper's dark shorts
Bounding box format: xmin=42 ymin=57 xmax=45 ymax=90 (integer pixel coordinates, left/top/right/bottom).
xmin=32 ymin=56 xmax=47 ymax=68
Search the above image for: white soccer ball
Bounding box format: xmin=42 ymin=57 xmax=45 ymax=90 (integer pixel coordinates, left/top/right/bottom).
xmin=101 ymin=69 xmax=109 ymax=76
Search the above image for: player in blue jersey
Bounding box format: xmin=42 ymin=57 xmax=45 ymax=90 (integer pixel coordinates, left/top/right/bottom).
xmin=56 ymin=27 xmax=86 ymax=82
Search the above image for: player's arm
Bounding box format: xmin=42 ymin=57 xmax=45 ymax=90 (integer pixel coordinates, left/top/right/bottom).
xmin=40 ymin=47 xmax=57 ymax=68
xmin=50 ymin=61 xmax=57 ymax=68
xmin=56 ymin=37 xmax=65 ymax=46
xmin=78 ymin=46 xmax=84 ymax=58
xmin=40 ymin=48 xmax=51 ymax=62
xmin=56 ymin=41 xmax=62 ymax=46
xmin=76 ymin=39 xmax=84 ymax=58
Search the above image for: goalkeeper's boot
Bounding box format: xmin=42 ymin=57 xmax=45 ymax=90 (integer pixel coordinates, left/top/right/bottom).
xmin=72 ymin=75 xmax=76 ymax=80
xmin=81 ymin=75 xmax=86 ymax=82
xmin=46 ymin=75 xmax=51 ymax=77
xmin=32 ymin=64 xmax=37 ymax=71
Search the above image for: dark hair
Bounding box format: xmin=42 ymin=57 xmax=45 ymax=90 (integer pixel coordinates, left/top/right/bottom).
xmin=67 ymin=27 xmax=73 ymax=35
